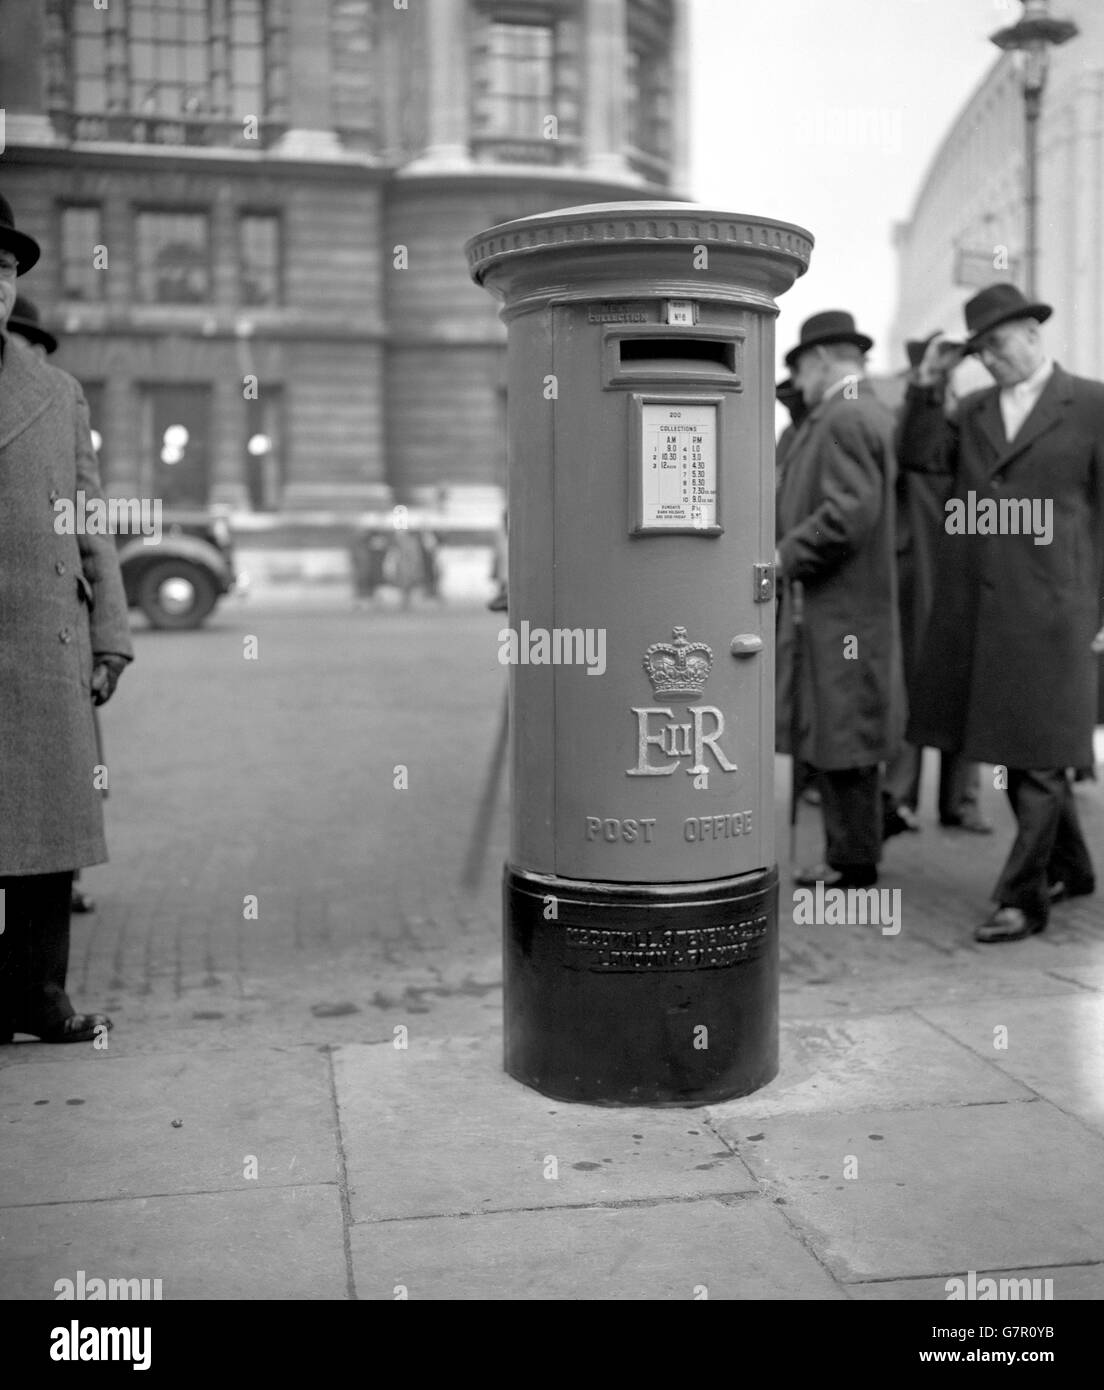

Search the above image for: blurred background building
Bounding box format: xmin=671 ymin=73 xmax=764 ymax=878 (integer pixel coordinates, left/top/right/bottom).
xmin=891 ymin=0 xmax=1102 ymax=379
xmin=0 ymin=0 xmax=689 ymax=526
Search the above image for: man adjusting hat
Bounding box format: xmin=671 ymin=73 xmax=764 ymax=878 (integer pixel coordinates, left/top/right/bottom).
xmin=899 ymin=282 xmax=1104 ymax=942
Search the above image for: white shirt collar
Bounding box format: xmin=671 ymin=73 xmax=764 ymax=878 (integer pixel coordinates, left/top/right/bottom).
xmin=1004 ymin=356 xmax=1053 ymax=398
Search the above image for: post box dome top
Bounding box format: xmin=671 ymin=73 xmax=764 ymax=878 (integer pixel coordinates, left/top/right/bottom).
xmin=466 ymin=201 xmax=813 ymax=311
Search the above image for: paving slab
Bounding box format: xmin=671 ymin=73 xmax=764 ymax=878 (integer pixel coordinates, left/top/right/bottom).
xmin=350 ymin=1196 xmax=843 ymax=1300
xmin=779 ymin=968 xmax=1087 ymax=1019
xmin=917 ymin=994 xmax=1104 ymax=1135
xmin=0 ymin=1048 xmax=337 ymax=1206
xmin=333 ymin=1036 xmax=757 ymax=1222
xmin=846 ymin=1262 xmax=1104 ymax=1301
xmin=711 ymin=1099 xmax=1104 ymax=1282
xmin=0 ymin=1185 xmax=346 ymax=1300
xmin=703 ymin=1012 xmax=1029 ymax=1121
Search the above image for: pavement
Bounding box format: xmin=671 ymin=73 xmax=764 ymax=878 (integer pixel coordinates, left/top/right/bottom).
xmin=1 ymin=596 xmax=1102 ymax=1303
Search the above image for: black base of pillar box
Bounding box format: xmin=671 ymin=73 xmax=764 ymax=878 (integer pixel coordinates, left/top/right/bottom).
xmin=503 ymin=865 xmax=778 ymax=1107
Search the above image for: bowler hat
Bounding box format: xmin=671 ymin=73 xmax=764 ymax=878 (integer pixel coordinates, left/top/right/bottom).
xmin=785 ymin=310 xmax=873 ymax=370
xmin=905 ymin=331 xmax=941 ymax=370
xmin=8 ymin=295 xmax=57 ymax=354
xmin=0 ymin=193 xmax=41 ymax=275
xmin=964 ymin=282 xmax=1051 ymax=351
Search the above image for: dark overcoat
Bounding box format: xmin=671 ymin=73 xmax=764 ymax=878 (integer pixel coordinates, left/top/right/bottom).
xmin=897 ymin=365 xmax=1104 ymax=768
xmin=775 ymin=380 xmax=905 ymax=770
xmin=0 ymin=333 xmax=134 ymax=876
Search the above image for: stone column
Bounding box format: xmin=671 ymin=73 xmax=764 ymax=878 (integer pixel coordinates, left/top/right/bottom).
xmin=405 ymin=0 xmax=470 ymax=170
xmin=667 ymin=0 xmax=692 ymax=196
xmin=273 ymin=0 xmax=342 ymax=158
xmin=209 ymin=357 xmax=250 ymax=510
xmin=0 ymin=0 xmax=55 ymax=144
xmin=582 ymin=0 xmax=631 ymax=179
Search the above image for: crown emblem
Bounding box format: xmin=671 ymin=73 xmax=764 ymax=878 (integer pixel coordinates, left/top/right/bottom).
xmin=642 ymin=627 xmax=713 ymax=701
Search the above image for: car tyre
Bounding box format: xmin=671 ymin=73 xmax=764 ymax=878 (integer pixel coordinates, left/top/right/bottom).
xmin=137 ymin=560 xmax=219 ymax=630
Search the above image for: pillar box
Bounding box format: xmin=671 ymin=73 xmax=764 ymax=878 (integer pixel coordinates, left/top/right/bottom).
xmin=466 ymin=203 xmax=813 ymax=1105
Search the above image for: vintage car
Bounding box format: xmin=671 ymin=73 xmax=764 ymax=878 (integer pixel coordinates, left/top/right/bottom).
xmin=116 ymin=510 xmax=241 ymax=629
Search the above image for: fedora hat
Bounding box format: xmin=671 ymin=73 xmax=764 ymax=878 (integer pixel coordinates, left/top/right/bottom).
xmin=964 ymin=282 xmax=1051 ymax=351
xmin=785 ymin=310 xmax=873 ymax=370
xmin=8 ymin=295 xmax=58 ymax=354
xmin=0 ymin=193 xmax=41 ymax=275
xmin=905 ymin=331 xmax=942 ymax=370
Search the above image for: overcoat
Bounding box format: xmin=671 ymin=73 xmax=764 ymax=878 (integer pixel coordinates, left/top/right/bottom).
xmin=0 ymin=333 xmax=133 ymax=875
xmin=775 ymin=380 xmax=905 ymax=770
xmin=897 ymin=365 xmax=1104 ymax=769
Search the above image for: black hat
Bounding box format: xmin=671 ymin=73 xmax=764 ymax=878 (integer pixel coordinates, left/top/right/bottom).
xmin=905 ymin=331 xmax=941 ymax=369
xmin=964 ymin=283 xmax=1052 ymax=351
xmin=775 ymin=377 xmax=801 ymax=405
xmin=0 ymin=193 xmax=41 ymax=275
xmin=8 ymin=295 xmax=57 ymax=354
xmin=785 ymin=309 xmax=873 ymax=370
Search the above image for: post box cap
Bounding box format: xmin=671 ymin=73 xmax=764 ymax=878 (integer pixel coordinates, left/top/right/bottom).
xmin=466 ymin=201 xmax=813 ymax=307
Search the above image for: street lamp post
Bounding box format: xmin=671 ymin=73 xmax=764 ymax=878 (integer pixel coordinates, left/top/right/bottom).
xmin=990 ymin=0 xmax=1079 ymax=299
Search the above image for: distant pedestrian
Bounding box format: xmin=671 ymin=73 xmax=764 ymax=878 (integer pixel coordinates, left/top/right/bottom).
xmin=0 ymin=194 xmax=133 ymax=1043
xmin=899 ymin=283 xmax=1104 ymax=942
xmin=776 ymin=311 xmax=905 ymax=889
xmin=883 ymin=333 xmax=990 ymax=838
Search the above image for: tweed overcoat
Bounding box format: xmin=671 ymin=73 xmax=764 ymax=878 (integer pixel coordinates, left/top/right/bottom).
xmin=897 ymin=365 xmax=1104 ymax=768
xmin=0 ymin=333 xmax=133 ymax=875
xmin=775 ymin=379 xmax=905 ymax=770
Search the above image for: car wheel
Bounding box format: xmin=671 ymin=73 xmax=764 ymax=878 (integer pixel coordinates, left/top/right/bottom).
xmin=137 ymin=561 xmax=219 ymax=630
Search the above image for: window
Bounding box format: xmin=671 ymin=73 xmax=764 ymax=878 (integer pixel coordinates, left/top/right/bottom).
xmin=48 ymin=0 xmax=273 ymax=121
xmin=239 ymin=213 xmax=281 ymax=307
xmin=228 ymin=0 xmax=266 ymax=116
xmin=135 ymin=211 xmax=210 ymax=304
xmin=625 ymin=43 xmax=671 ymax=160
xmin=60 ymin=205 xmax=104 ymax=302
xmin=130 ymin=0 xmax=210 ymax=117
xmin=70 ymin=2 xmax=108 ymax=112
xmin=474 ymin=21 xmax=554 ymax=140
xmin=331 ymin=0 xmax=374 ymax=135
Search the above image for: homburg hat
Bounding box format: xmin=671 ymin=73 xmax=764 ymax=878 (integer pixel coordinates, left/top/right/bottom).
xmin=8 ymin=295 xmax=57 ymax=354
xmin=785 ymin=310 xmax=874 ymax=370
xmin=963 ymin=283 xmax=1052 ymax=352
xmin=0 ymin=193 xmax=41 ymax=275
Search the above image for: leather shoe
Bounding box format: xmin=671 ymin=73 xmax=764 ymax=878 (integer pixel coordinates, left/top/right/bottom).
xmin=9 ymin=1013 xmax=113 ymax=1044
xmin=794 ymin=863 xmax=878 ymax=889
xmin=974 ymin=907 xmax=1045 ymax=943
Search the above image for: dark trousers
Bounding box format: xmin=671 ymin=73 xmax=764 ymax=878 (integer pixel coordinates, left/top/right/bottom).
xmin=884 ymin=742 xmax=980 ymax=821
xmin=0 ymin=872 xmax=75 ymax=1034
xmin=994 ymin=769 xmax=1095 ymax=921
xmin=816 ymin=765 xmax=882 ymax=869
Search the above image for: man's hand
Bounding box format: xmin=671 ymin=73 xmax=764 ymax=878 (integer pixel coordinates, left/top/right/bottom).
xmin=1091 ymin=624 xmax=1104 ymax=655
xmin=91 ymin=654 xmax=128 ymax=706
xmin=917 ymin=333 xmax=966 ymax=389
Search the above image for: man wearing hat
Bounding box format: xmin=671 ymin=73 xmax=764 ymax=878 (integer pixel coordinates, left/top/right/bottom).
xmin=776 ymin=310 xmax=905 ymax=889
xmin=0 ymin=193 xmax=133 ymax=1042
xmin=7 ymin=293 xmax=58 ymax=358
xmin=883 ymin=332 xmax=989 ymax=838
xmin=900 ymin=282 xmax=1104 ymax=942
